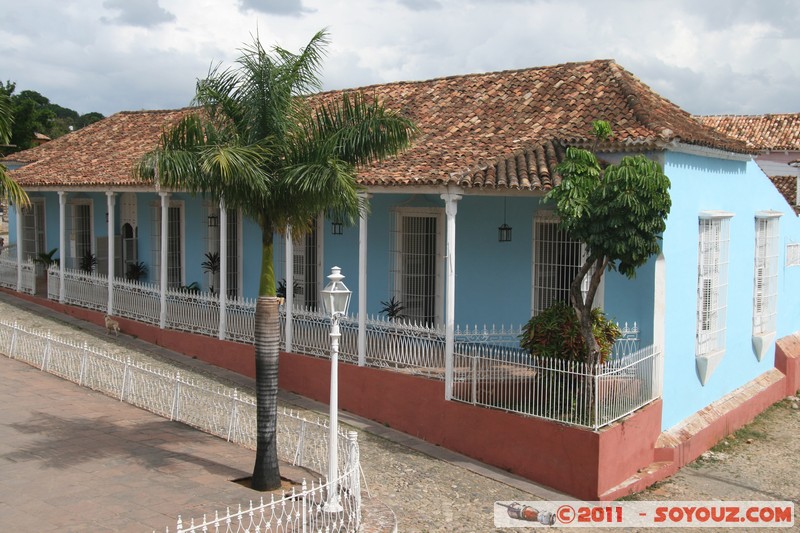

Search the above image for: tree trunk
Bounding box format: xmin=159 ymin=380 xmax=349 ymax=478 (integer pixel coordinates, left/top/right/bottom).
xmin=251 ymin=226 xmax=281 ymax=491
xmin=251 ymin=295 xmax=282 ymax=490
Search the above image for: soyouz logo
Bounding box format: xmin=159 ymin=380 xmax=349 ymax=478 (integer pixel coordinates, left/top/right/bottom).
xmin=494 ymin=501 xmax=795 ymax=528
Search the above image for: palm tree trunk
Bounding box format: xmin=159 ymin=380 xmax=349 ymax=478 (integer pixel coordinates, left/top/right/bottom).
xmin=251 ymin=295 xmax=282 ymax=490
xmin=251 ymin=228 xmax=282 ymax=491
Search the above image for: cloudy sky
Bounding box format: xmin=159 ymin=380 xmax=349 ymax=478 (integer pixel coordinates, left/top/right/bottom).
xmin=1 ymin=0 xmax=798 ymax=117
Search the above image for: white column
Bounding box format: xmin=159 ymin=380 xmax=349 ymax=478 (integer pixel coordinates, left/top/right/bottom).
xmin=58 ymin=192 xmax=66 ymax=303
xmin=357 ymin=192 xmax=370 ymax=366
xmin=159 ymin=192 xmax=169 ymax=329
xmin=15 ymin=203 xmax=22 ymax=292
xmin=218 ymin=199 xmax=228 ymax=340
xmin=440 ymin=191 xmax=461 ymax=400
xmin=285 ymin=227 xmax=294 ymax=352
xmin=106 ymin=192 xmax=116 ymax=315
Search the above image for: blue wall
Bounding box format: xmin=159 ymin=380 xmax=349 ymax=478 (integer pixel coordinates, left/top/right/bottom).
xmin=660 ymin=152 xmax=800 ymax=430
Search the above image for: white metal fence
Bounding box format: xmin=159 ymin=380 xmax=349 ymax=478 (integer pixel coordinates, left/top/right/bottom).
xmin=0 ymin=256 xmax=35 ymax=294
xmin=0 ymin=319 xmax=361 ymax=532
xmin=451 ymin=343 xmax=662 ymax=430
xmin=34 ymin=267 xmax=656 ymax=429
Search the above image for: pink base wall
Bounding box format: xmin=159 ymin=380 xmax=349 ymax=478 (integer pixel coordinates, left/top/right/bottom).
xmin=278 ymin=350 xmax=662 ymax=500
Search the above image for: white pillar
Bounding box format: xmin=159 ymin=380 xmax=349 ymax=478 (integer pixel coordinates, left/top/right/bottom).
xmin=159 ymin=192 xmax=169 ymax=329
xmin=440 ymin=191 xmax=461 ymax=400
xmin=106 ymin=192 xmax=116 ymax=315
xmin=58 ymin=192 xmax=66 ymax=303
xmin=15 ymin=203 xmax=22 ymax=292
xmin=325 ymin=312 xmax=343 ymax=512
xmin=285 ymin=227 xmax=294 ymax=352
xmin=357 ymin=192 xmax=370 ymax=366
xmin=218 ymin=198 xmax=228 ymax=340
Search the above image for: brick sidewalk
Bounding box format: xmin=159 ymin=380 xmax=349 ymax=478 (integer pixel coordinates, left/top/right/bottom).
xmin=0 ymin=354 xmax=268 ymax=531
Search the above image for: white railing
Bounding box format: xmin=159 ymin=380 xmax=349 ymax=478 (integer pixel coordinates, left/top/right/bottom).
xmin=165 ymin=286 xmax=220 ymax=337
xmin=450 ymin=343 xmax=662 ymax=430
xmin=0 ymin=319 xmax=361 ymax=532
xmin=48 ymin=268 xmax=108 ymax=310
xmin=31 ymin=268 xmax=656 ymax=429
xmin=0 ymin=256 xmax=18 ymax=290
xmin=113 ymin=277 xmax=162 ymax=325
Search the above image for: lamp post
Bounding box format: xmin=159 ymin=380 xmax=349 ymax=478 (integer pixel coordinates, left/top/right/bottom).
xmin=320 ymin=266 xmax=351 ymax=512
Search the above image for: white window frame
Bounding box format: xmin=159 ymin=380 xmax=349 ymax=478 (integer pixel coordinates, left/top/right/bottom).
xmin=530 ymin=212 xmax=602 ymax=316
xmin=390 ymin=206 xmax=445 ymax=326
xmin=205 ymin=203 xmax=243 ymax=297
xmin=67 ymin=198 xmax=93 ymax=270
xmin=151 ymin=200 xmax=185 ymax=288
xmin=752 ymin=211 xmax=781 ymax=360
xmin=695 ymin=212 xmax=732 ymax=380
xmin=786 ymin=243 xmax=800 ymax=268
xmin=20 ymin=197 xmax=46 ymax=262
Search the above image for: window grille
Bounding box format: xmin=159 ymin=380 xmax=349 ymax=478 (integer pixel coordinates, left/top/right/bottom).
xmin=205 ymin=205 xmax=240 ymax=297
xmin=275 ymin=218 xmax=321 ymax=308
xmin=21 ymin=199 xmax=46 ymax=261
xmin=786 ymin=243 xmax=800 ymax=268
xmin=753 ymin=214 xmax=780 ymax=336
xmin=121 ymin=223 xmax=138 ymax=276
xmin=389 ymin=208 xmax=444 ymax=326
xmin=696 ymin=214 xmax=731 ymax=357
xmin=67 ymin=201 xmax=92 ymax=270
xmin=532 ymin=214 xmax=583 ymax=315
xmin=151 ymin=202 xmax=183 ymax=288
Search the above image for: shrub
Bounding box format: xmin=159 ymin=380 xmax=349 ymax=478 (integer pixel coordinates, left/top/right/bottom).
xmin=519 ymin=301 xmax=620 ymax=363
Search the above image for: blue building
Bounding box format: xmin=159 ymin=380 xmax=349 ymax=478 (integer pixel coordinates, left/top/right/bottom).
xmin=3 ymin=60 xmax=799 ymax=498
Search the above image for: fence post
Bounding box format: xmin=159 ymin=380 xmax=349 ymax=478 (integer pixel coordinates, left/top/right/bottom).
xmin=301 ymin=479 xmax=308 ymax=533
xmin=593 ymin=364 xmax=600 ymax=431
xmin=347 ymin=430 xmax=361 ymax=525
xmin=120 ymin=356 xmax=131 ymax=401
xmin=78 ymin=341 xmax=88 ymax=386
xmin=171 ymin=372 xmax=181 ymax=421
xmin=9 ymin=320 xmax=18 ymax=359
xmin=41 ymin=331 xmax=52 ymax=372
xmin=470 ymin=353 xmax=477 ymax=404
xmin=226 ymin=389 xmax=238 ymax=442
xmin=293 ymin=419 xmax=307 ymax=466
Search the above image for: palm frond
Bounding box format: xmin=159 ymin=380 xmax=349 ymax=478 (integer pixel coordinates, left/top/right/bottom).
xmin=0 ymin=166 xmax=30 ymax=208
xmin=0 ymin=91 xmax=12 ymax=144
xmin=309 ymin=92 xmax=417 ymax=167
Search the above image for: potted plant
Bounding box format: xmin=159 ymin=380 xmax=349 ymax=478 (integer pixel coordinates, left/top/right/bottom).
xmin=79 ymin=250 xmax=97 ymax=274
xmin=32 ymin=248 xmax=59 ymax=296
xmin=125 ymin=261 xmax=148 ymax=282
xmin=201 ymin=251 xmax=220 ymax=293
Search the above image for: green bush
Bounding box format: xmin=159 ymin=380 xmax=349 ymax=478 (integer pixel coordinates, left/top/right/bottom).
xmin=519 ymin=301 xmax=620 ymax=363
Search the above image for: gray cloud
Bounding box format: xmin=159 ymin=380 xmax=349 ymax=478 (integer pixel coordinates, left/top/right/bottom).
xmin=102 ymin=0 xmax=176 ymax=27
xmin=397 ymin=0 xmax=443 ymax=10
xmin=238 ymin=0 xmax=314 ymax=16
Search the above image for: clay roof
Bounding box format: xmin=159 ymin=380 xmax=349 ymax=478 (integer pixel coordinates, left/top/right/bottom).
xmin=769 ymin=175 xmax=798 ymax=209
xmin=6 ymin=59 xmax=747 ymax=191
xmin=696 ymin=114 xmax=800 ymax=152
xmin=6 ymin=108 xmax=193 ymax=187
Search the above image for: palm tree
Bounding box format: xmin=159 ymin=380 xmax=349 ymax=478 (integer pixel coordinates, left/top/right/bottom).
xmin=135 ymin=31 xmax=416 ymax=490
xmin=0 ymin=90 xmax=30 ymax=208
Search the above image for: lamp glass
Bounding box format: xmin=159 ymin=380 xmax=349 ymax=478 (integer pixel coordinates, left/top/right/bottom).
xmin=331 ymin=221 xmax=343 ymax=235
xmin=498 ymin=223 xmax=512 ymax=242
xmin=321 ymin=266 xmax=351 ymax=316
xmin=208 ymin=213 xmax=219 ymax=228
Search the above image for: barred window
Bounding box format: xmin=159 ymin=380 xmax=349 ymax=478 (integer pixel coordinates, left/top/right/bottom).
xmin=753 ymin=213 xmax=780 ymax=337
xmin=696 ymin=213 xmax=732 ymax=358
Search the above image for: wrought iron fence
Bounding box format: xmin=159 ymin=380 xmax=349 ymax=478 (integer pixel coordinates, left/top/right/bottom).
xmin=450 ymin=343 xmax=662 ymax=430
xmin=0 ymin=319 xmax=362 ymax=532
xmin=0 ymin=256 xmax=35 ymax=294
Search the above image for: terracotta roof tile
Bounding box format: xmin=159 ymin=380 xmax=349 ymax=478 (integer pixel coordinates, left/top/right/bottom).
xmin=6 ymin=60 xmax=748 ymax=191
xmin=6 ymin=108 xmax=193 ymax=187
xmin=696 ymin=114 xmax=800 ymax=151
xmin=770 ymin=175 xmax=798 ymax=208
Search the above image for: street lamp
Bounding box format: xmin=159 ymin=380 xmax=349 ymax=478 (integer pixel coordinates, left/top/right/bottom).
xmin=320 ymin=266 xmax=351 ymax=512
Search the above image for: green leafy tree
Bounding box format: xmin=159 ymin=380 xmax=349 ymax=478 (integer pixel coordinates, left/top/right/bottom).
xmin=135 ymin=30 xmax=416 ymax=490
xmin=0 ymin=89 xmax=29 ymax=207
xmin=546 ymin=121 xmax=671 ymax=365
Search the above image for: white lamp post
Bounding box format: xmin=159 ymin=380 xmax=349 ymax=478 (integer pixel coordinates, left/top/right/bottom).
xmin=320 ymin=266 xmax=351 ymax=512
